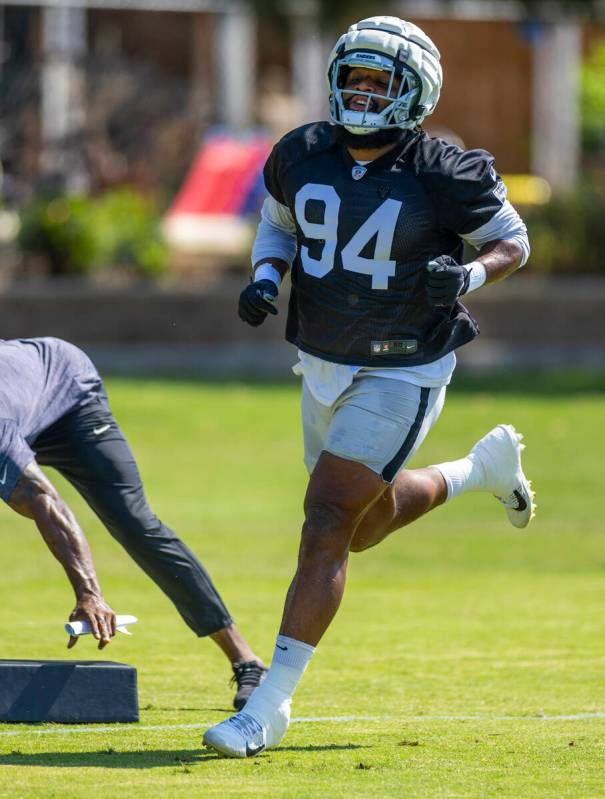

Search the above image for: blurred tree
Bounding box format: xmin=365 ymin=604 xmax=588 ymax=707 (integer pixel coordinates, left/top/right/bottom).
xmin=581 ymin=42 xmax=605 ymax=155
xmin=17 ymin=189 xmax=167 ymax=277
xmin=524 ymin=185 xmax=605 ymax=274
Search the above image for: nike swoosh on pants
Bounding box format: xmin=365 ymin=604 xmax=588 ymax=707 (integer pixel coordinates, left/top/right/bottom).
xmin=93 ymin=424 xmax=110 ymax=436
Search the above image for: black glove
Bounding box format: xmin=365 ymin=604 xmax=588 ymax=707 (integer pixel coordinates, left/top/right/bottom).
xmin=238 ymin=279 xmax=279 ymax=327
xmin=425 ymin=255 xmax=470 ymax=308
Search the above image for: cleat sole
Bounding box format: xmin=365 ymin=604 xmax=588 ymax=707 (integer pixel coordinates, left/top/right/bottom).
xmin=203 ymin=740 xmax=245 ymax=758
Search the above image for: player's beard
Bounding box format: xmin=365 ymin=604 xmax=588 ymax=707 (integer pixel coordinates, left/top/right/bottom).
xmin=333 ymin=124 xmax=407 ymax=151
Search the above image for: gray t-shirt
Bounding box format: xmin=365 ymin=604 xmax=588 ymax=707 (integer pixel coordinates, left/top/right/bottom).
xmin=0 ymin=337 xmax=103 ymax=501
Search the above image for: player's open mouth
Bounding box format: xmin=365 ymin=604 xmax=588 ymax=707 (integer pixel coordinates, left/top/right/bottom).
xmin=346 ymin=95 xmax=380 ymax=113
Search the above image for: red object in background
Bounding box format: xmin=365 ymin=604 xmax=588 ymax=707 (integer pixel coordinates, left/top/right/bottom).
xmin=168 ymin=134 xmax=271 ymax=217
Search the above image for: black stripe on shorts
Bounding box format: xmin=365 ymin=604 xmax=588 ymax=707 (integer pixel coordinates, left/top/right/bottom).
xmin=381 ymin=386 xmax=431 ymax=483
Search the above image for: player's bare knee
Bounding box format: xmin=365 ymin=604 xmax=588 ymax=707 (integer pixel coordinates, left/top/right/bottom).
xmin=304 ymin=500 xmax=355 ymax=535
xmin=300 ymin=501 xmax=355 ymax=558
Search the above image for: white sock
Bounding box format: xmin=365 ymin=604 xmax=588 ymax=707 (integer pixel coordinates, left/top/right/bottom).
xmin=243 ymin=635 xmax=315 ymax=722
xmin=432 ymin=453 xmax=487 ymax=501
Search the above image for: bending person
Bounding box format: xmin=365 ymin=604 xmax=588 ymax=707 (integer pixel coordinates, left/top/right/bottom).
xmin=0 ymin=336 xmax=265 ymax=709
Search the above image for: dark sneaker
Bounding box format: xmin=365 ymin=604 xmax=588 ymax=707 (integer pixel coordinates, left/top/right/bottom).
xmin=230 ymin=661 xmax=267 ymax=711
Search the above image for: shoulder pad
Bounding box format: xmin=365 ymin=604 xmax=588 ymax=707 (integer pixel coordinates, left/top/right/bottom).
xmin=264 ymin=122 xmax=336 ymax=204
xmin=410 ymin=133 xmax=496 ymax=184
xmin=273 ymin=121 xmax=336 ymax=164
xmin=408 ymin=132 xmax=504 ymax=234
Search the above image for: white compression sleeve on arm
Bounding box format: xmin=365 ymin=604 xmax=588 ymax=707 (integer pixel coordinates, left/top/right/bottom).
xmin=251 ymin=196 xmax=297 ymax=267
xmin=462 ymin=200 xmax=530 ymax=266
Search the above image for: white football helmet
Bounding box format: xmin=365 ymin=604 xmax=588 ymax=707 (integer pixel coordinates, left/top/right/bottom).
xmin=327 ymin=16 xmax=443 ymax=134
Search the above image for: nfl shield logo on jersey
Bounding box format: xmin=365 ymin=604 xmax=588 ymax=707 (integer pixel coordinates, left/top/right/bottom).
xmin=351 ymin=165 xmax=367 ymax=181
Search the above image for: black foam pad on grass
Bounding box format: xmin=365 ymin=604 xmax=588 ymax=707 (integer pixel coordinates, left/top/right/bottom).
xmin=0 ymin=660 xmax=139 ymax=723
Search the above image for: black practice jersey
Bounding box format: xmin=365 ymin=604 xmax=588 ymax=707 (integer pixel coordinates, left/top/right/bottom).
xmin=263 ymin=122 xmax=507 ymax=366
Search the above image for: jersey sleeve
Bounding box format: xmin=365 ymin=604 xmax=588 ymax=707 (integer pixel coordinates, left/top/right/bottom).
xmin=415 ymin=139 xmax=507 ymax=236
xmin=262 ymin=122 xmax=335 ymax=207
xmin=0 ymin=419 xmax=35 ymax=503
xmin=437 ymin=148 xmax=506 ymax=235
xmin=262 ymin=144 xmax=287 ymax=205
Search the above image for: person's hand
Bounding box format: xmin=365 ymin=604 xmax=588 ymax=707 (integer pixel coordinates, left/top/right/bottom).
xmin=68 ymin=594 xmax=117 ymax=650
xmin=238 ymin=280 xmax=279 ymax=327
xmin=426 ymin=255 xmax=470 ymax=307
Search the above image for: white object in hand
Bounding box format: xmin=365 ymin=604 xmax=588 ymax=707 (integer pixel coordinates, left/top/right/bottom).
xmin=64 ymin=614 xmax=138 ymax=637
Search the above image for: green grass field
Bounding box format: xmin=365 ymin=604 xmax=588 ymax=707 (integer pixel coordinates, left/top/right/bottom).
xmin=1 ymin=373 xmax=604 ymax=798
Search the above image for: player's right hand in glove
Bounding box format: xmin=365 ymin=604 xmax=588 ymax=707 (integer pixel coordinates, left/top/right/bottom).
xmin=425 ymin=255 xmax=470 ymax=308
xmin=238 ymin=279 xmax=279 ymax=327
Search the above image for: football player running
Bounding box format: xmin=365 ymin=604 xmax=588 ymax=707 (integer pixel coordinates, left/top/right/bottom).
xmin=204 ymin=16 xmax=535 ymax=757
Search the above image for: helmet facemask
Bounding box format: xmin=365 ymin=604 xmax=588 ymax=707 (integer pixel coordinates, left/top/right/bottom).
xmin=329 ymin=52 xmax=422 ymax=135
xmin=326 ymin=17 xmax=443 ymax=137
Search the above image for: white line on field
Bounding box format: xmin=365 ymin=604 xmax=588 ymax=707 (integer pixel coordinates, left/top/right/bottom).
xmin=2 ymin=712 xmax=605 ymax=737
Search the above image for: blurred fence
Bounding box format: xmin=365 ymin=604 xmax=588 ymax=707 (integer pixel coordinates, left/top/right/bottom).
xmin=0 ymin=275 xmax=601 ymax=377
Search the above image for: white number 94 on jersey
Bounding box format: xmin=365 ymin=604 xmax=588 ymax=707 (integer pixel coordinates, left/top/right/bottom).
xmin=294 ymin=183 xmax=402 ymax=290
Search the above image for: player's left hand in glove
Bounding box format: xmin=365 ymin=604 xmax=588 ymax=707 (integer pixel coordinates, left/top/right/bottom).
xmin=426 ymin=255 xmax=470 ymax=307
xmin=238 ymin=279 xmax=279 ymax=327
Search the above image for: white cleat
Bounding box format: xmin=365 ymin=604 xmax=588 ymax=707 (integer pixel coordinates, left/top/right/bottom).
xmin=203 ymin=700 xmax=290 ymax=758
xmin=470 ymin=424 xmax=536 ymax=528
xmin=203 ymin=712 xmax=266 ymax=758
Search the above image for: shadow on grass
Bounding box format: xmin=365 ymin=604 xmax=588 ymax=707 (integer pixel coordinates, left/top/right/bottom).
xmin=277 ymin=744 xmax=365 ymax=753
xmin=0 ymin=743 xmax=365 ymax=767
xmin=0 ymin=749 xmax=214 ymax=769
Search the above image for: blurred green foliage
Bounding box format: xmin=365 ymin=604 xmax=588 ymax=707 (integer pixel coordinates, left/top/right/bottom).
xmin=581 ymin=42 xmax=605 ymax=155
xmin=17 ymin=189 xmax=167 ymax=278
xmin=524 ymin=185 xmax=605 ymax=274
xmin=525 ymin=35 xmax=605 ymax=275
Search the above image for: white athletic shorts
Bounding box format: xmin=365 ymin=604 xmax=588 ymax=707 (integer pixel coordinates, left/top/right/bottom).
xmin=301 ymin=374 xmax=446 ymax=483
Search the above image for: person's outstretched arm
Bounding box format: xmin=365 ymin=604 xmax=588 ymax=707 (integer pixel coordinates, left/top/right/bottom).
xmin=8 ymin=460 xmax=116 ymax=649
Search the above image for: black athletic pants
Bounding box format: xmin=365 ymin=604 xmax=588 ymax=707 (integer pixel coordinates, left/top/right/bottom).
xmin=32 ymin=393 xmax=233 ymax=637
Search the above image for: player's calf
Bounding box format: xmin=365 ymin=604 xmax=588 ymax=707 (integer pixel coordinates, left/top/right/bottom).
xmin=350 ymin=469 xmax=447 ymax=551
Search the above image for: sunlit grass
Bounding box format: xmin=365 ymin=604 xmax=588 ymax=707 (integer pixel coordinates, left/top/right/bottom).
xmin=0 ymin=376 xmax=603 ymax=798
